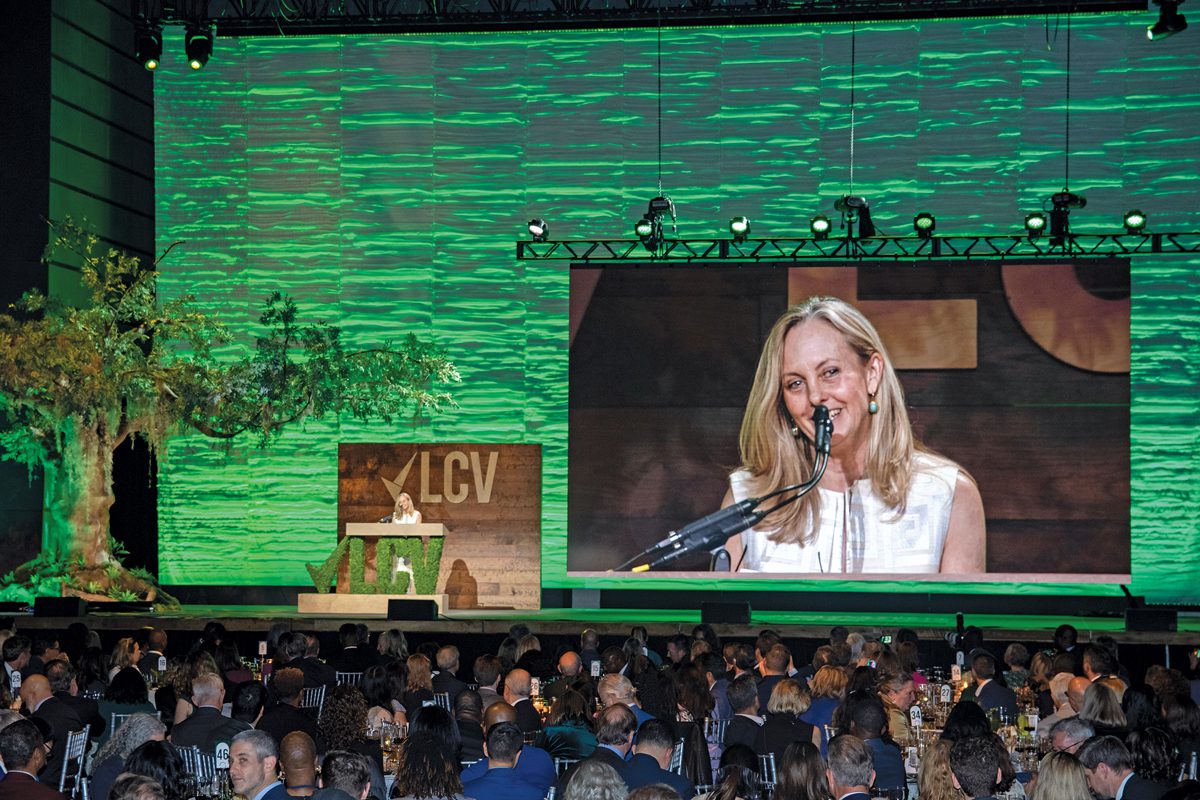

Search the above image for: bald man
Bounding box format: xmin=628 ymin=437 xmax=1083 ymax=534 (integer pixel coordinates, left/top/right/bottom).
xmin=503 ymin=669 xmax=542 ymax=733
xmin=21 ymin=674 xmax=83 ymax=787
xmin=544 ymin=652 xmax=588 ymax=705
xmin=1067 ymin=676 xmax=1092 ymax=713
xmin=280 ymin=732 xmax=318 ymax=797
xmin=459 ymin=702 xmax=556 ymax=791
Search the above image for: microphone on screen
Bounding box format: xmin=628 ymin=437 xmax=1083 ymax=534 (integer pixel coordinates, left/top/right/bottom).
xmin=812 ymin=405 xmax=832 ymax=455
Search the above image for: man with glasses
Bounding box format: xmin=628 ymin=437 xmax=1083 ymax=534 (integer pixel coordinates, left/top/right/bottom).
xmin=0 ymin=718 xmax=65 ymax=799
xmin=1050 ymin=717 xmax=1094 ymax=755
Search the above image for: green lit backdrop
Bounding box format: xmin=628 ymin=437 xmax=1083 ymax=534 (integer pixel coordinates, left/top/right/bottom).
xmin=154 ymin=14 xmax=1200 ymax=603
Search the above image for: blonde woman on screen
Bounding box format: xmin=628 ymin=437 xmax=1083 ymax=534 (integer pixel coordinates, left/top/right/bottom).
xmin=723 ymin=297 xmax=985 ymax=574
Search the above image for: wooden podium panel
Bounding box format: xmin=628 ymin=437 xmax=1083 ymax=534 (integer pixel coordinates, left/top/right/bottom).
xmin=297 ymin=593 xmax=448 ymax=616
xmin=338 ymin=444 xmax=541 ymax=610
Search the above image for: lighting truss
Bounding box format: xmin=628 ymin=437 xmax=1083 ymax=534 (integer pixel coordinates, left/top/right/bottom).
xmin=132 ymin=0 xmax=1144 ymax=35
xmin=515 ymin=233 xmax=1200 ymax=262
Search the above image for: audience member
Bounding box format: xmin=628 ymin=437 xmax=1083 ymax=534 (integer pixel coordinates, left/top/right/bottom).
xmin=948 ymin=736 xmax=998 ymax=800
xmin=1081 ymin=682 xmax=1128 ymax=738
xmin=110 ymin=773 xmax=167 ymax=800
xmin=624 ymin=718 xmax=695 ymax=798
xmin=461 ymin=701 xmax=556 ymax=790
xmin=229 ymin=729 xmax=289 ymax=800
xmin=802 ymin=665 xmax=848 ymax=756
xmin=20 ymin=673 xmax=84 ymax=786
xmin=774 ymin=740 xmax=831 ymax=800
xmin=376 ymin=628 xmax=410 ymax=665
xmin=917 ymin=739 xmax=959 ymax=800
xmin=168 ymin=672 xmax=230 ymax=750
xmin=90 ymin=713 xmax=168 ymax=800
xmin=432 ymin=646 xmax=468 ymax=703
xmin=1033 ymin=750 xmax=1092 ymax=800
xmin=316 ymin=749 xmax=373 ymax=800
xmin=474 ymin=655 xmax=503 ymax=707
xmin=462 ymin=721 xmax=542 ymax=800
xmin=754 ymin=678 xmax=815 ymax=763
xmin=697 ymin=652 xmax=733 ymax=720
xmin=393 ymin=732 xmax=466 ymax=800
xmin=453 ymin=689 xmax=486 ymax=763
xmin=878 ymin=671 xmax=917 ymax=743
xmin=1050 ymin=718 xmax=1095 ymax=757
xmin=505 ymin=668 xmax=544 ymax=732
xmin=756 ymin=645 xmax=791 ymax=710
xmin=1077 ymin=735 xmax=1168 ymax=800
xmin=44 ymin=658 xmax=105 ymax=743
xmin=825 ymin=734 xmax=874 ymax=800
xmin=259 ymin=667 xmax=324 ymax=754
xmin=540 ymin=688 xmax=598 ymax=760
xmin=558 ymin=702 xmax=638 ymax=793
xmin=279 ymin=731 xmax=319 ymax=798
xmin=403 ymin=654 xmax=435 ymax=711
xmin=328 ymin=624 xmax=375 ymax=674
xmin=969 ymin=651 xmax=1018 ymax=722
xmin=561 ymin=760 xmax=628 ymax=800
xmin=723 ymin=674 xmax=764 ymax=751
xmin=0 ymin=718 xmax=63 ymax=800
xmin=122 ymin=740 xmax=189 ymax=800
xmin=706 ymin=743 xmax=760 ymax=800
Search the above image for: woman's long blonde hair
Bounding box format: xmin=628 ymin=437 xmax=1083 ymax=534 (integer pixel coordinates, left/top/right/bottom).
xmin=917 ymin=739 xmax=965 ymax=800
xmin=739 ymin=297 xmax=919 ymax=545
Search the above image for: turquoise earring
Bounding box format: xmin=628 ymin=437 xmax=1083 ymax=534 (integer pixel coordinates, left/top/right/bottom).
xmin=868 ymin=392 xmax=878 ymax=415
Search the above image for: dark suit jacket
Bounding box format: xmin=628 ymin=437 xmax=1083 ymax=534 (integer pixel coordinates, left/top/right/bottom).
xmin=724 ymin=715 xmax=763 ymax=751
xmin=621 ymin=752 xmax=695 ymax=798
xmin=1120 ymin=774 xmax=1168 ymax=800
xmin=326 ymin=646 xmax=375 ymax=673
xmin=976 ymin=680 xmax=1019 ymax=722
xmin=32 ymin=696 xmax=83 ymax=787
xmin=0 ymin=771 xmax=66 ymax=800
xmin=53 ymin=692 xmax=105 ymax=741
xmin=462 ymin=745 xmax=556 ymax=790
xmin=513 ymin=698 xmax=543 ymax=733
xmin=754 ymin=714 xmax=815 ymax=761
xmin=756 ymin=675 xmax=785 ymax=711
xmin=710 ymin=678 xmax=733 ymax=720
xmin=171 ymin=706 xmax=233 ymax=750
xmin=463 ymin=766 xmax=548 ymax=800
xmin=432 ymin=670 xmax=469 ymax=703
xmin=867 ymin=737 xmax=907 ymax=791
xmin=478 ymin=686 xmax=503 ymax=709
xmin=258 ymin=702 xmax=325 ymax=754
xmin=299 ymin=656 xmax=339 ymax=688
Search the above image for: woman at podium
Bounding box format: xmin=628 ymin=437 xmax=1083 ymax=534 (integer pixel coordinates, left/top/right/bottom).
xmin=390 ymin=492 xmax=423 ymax=525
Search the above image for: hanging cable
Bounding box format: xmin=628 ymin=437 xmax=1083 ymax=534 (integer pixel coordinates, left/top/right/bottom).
xmin=1063 ymin=8 xmax=1072 ymax=191
xmin=657 ymin=15 xmax=663 ymax=197
xmin=849 ymin=21 xmax=857 ymax=195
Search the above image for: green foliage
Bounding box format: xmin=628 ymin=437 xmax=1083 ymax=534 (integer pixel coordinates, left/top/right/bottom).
xmin=305 ymin=533 xmax=444 ymax=595
xmin=0 ymin=218 xmax=460 ymax=472
xmin=106 ymin=588 xmax=141 ymax=602
xmin=0 ymin=551 xmax=77 ymax=603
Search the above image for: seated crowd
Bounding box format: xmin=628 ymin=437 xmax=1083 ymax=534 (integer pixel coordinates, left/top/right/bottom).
xmin=0 ymin=620 xmax=1198 ymax=800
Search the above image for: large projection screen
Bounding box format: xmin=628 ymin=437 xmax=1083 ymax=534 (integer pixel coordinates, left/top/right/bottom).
xmin=152 ymin=15 xmax=1200 ymax=603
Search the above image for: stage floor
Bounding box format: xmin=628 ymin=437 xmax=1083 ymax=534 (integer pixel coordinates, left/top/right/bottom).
xmin=24 ymin=604 xmax=1200 ymax=645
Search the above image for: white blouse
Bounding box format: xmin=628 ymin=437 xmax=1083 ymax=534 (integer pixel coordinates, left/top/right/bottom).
xmin=731 ymin=452 xmax=959 ymax=574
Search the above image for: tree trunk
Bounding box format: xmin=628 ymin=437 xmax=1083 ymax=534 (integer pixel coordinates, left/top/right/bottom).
xmin=43 ymin=418 xmax=114 ymax=568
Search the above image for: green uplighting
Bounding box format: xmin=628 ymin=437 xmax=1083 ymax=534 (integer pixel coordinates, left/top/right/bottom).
xmin=810 ymin=215 xmax=832 ymax=239
xmin=1124 ymin=210 xmax=1147 ymax=233
xmin=729 ymin=216 xmax=751 ymax=242
xmin=914 ymin=212 xmax=936 ymax=237
xmin=1025 ymin=212 xmax=1048 ymax=235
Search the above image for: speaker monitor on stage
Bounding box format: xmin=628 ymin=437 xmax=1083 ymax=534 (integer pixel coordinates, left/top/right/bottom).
xmin=33 ymin=597 xmax=88 ymax=617
xmin=387 ymin=598 xmax=439 ymax=621
xmin=1125 ymin=607 xmax=1177 ymax=632
xmin=701 ymin=601 xmax=751 ymax=625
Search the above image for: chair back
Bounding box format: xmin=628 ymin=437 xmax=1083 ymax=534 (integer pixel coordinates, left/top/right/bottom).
xmin=300 ymin=685 xmax=327 ymax=718
xmin=759 ymin=751 xmax=777 ymax=791
xmin=58 ymin=724 xmax=90 ymax=798
xmin=433 ymin=691 xmax=452 ymax=711
xmin=669 ymin=736 xmax=687 ymax=774
xmin=178 ymin=745 xmax=219 ymax=796
xmin=111 ymin=709 xmax=163 ymax=736
xmin=554 ymin=757 xmax=580 ymax=776
xmin=703 ymin=717 xmax=729 ymax=746
xmin=336 ymin=671 xmax=363 ymax=686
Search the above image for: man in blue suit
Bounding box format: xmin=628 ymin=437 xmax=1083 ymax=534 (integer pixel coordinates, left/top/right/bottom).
xmin=463 ymin=722 xmax=545 ymax=800
xmin=825 ymin=734 xmax=875 ymax=800
xmin=461 ymin=702 xmax=556 ymax=792
xmin=969 ymin=651 xmax=1019 ymax=723
xmin=621 ymin=719 xmax=695 ymax=798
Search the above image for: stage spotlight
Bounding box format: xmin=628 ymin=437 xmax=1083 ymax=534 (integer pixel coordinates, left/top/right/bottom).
xmin=635 ymin=213 xmax=661 ymax=252
xmin=913 ymin=212 xmax=936 ymax=238
xmin=185 ymin=24 xmax=214 ymax=70
xmin=527 ymin=218 xmax=549 ymax=242
xmin=729 ymin=216 xmax=751 ymax=243
xmin=810 ymin=215 xmax=832 ymax=240
xmin=1050 ymin=191 xmax=1086 ymax=239
xmin=834 ymin=195 xmax=876 ymax=238
xmin=1024 ymin=212 xmax=1048 ymax=237
xmin=1123 ymin=209 xmax=1147 ymax=233
xmin=1148 ymin=1 xmax=1188 ymax=40
xmin=134 ymin=24 xmax=163 ymax=71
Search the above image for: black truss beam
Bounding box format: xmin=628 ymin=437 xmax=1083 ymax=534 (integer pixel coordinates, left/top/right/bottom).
xmin=514 ymin=233 xmax=1200 ymax=262
xmin=133 ymin=0 xmax=1146 ymax=36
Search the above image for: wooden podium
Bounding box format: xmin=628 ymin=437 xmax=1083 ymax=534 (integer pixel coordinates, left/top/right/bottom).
xmin=297 ymin=522 xmax=449 ymax=616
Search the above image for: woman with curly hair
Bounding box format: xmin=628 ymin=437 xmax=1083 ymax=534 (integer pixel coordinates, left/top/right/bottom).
xmin=122 ymin=739 xmax=189 ymax=800
xmin=169 ymin=650 xmax=221 ymax=727
xmin=917 ymin=739 xmax=964 ymax=800
xmin=391 ymin=731 xmax=468 ymax=800
xmin=89 ymin=713 xmax=167 ymax=800
xmin=540 ymin=689 xmax=597 ymax=760
xmin=320 ymin=684 xmax=389 ymax=800
xmin=403 ymin=654 xmax=435 ymax=711
xmin=774 ymin=740 xmax=831 ymax=800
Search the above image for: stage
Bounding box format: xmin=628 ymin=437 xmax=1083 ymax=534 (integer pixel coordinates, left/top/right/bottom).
xmin=12 ymin=604 xmax=1200 ymax=645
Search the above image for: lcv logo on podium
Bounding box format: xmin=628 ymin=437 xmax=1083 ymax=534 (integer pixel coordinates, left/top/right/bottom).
xmin=384 ymin=450 xmax=500 ymax=504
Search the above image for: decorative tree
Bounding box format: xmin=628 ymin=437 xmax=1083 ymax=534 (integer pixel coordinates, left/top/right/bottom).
xmin=0 ymin=221 xmax=459 ymax=604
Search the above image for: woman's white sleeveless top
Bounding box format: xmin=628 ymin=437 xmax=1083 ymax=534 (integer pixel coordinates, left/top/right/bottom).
xmin=730 ymin=453 xmax=958 ymax=573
